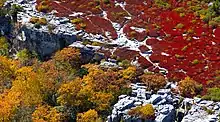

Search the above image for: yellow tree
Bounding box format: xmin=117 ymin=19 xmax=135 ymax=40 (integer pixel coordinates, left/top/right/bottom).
xmin=57 ymin=78 xmax=83 ymax=107
xmin=12 ymin=66 xmax=42 ymax=106
xmin=77 ymin=109 xmax=100 ymax=122
xmin=89 ymin=92 xmax=114 ymax=111
xmin=0 ymin=56 xmax=18 ymax=93
xmin=53 ymin=47 xmax=81 ymax=70
xmin=120 ymin=66 xmax=137 ymax=81
xmin=32 ymin=104 xmax=63 ymax=122
xmin=0 ymin=90 xmax=21 ymax=121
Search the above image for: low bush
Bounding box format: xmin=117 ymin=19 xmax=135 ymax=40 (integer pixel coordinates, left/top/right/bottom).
xmin=128 ymin=104 xmax=155 ymax=120
xmin=29 ymin=17 xmax=48 ymax=27
xmin=71 ymin=18 xmax=83 ymax=24
xmin=140 ymin=73 xmax=166 ymax=92
xmin=202 ymin=88 xmax=220 ymax=102
xmin=178 ymin=77 xmax=203 ymax=98
xmin=37 ymin=1 xmax=51 ymax=13
xmin=38 ymin=18 xmax=47 ymax=25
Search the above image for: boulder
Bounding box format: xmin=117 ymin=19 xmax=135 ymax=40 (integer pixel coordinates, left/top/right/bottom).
xmin=157 ymin=89 xmax=171 ymax=95
xmin=150 ymin=95 xmax=162 ymax=104
xmin=155 ymin=105 xmax=176 ymax=122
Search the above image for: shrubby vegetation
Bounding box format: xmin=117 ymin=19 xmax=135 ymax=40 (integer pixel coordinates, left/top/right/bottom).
xmin=37 ymin=0 xmax=51 ymax=13
xmin=155 ymin=0 xmax=171 ymax=9
xmin=195 ymin=0 xmax=220 ymax=27
xmin=178 ymin=77 xmax=203 ymax=98
xmin=77 ymin=109 xmax=101 ymax=122
xmin=0 ymin=43 xmax=218 ymax=121
xmin=29 ymin=17 xmax=48 ymax=28
xmin=202 ymin=88 xmax=220 ymax=101
xmin=128 ymin=104 xmax=155 ymax=120
xmin=140 ymin=73 xmax=166 ymax=92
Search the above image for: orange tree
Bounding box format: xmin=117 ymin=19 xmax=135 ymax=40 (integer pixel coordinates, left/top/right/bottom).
xmin=140 ymin=73 xmax=166 ymax=92
xmin=53 ymin=47 xmax=81 ymax=70
xmin=178 ymin=77 xmax=203 ymax=98
xmin=57 ymin=64 xmax=133 ymax=120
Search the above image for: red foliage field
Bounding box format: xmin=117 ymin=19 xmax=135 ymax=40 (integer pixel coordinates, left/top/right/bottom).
xmin=36 ymin=0 xmax=220 ymax=85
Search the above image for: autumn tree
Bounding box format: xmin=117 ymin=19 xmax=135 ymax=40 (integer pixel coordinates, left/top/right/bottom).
xmin=57 ymin=78 xmax=83 ymax=107
xmin=32 ymin=104 xmax=63 ymax=122
xmin=38 ymin=60 xmax=68 ymax=105
xmin=39 ymin=47 xmax=83 ymax=104
xmin=140 ymin=73 xmax=166 ymax=91
xmin=53 ymin=47 xmax=81 ymax=70
xmin=178 ymin=77 xmax=203 ymax=98
xmin=89 ymin=92 xmax=114 ymax=111
xmin=0 ymin=90 xmax=21 ymax=121
xmin=12 ymin=66 xmax=42 ymax=106
xmin=77 ymin=109 xmax=101 ymax=122
xmin=57 ymin=64 xmax=132 ymax=119
xmin=0 ymin=56 xmax=17 ymax=93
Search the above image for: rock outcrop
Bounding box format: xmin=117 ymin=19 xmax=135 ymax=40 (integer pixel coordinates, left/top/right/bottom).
xmin=108 ymin=83 xmax=177 ymax=122
xmin=108 ymin=83 xmax=220 ymax=122
xmin=0 ymin=16 xmax=12 ymax=36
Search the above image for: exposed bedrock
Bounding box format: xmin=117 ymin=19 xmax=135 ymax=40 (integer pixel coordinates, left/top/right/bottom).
xmin=0 ymin=16 xmax=12 ymax=36
xmin=17 ymin=26 xmax=78 ymax=58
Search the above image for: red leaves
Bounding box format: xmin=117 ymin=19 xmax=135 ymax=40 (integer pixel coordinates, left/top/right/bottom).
xmin=36 ymin=0 xmax=220 ymax=85
xmin=139 ymin=45 xmax=150 ymax=53
xmin=214 ymin=28 xmax=220 ymax=39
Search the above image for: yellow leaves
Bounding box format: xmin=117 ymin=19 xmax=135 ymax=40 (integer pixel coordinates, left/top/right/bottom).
xmin=77 ymin=109 xmax=100 ymax=122
xmin=128 ymin=104 xmax=155 ymax=120
xmin=89 ymin=92 xmax=113 ymax=111
xmin=0 ymin=90 xmax=21 ymax=121
xmin=32 ymin=104 xmax=63 ymax=122
xmin=53 ymin=47 xmax=81 ymax=68
xmin=12 ymin=66 xmax=42 ymax=106
xmin=0 ymin=56 xmax=18 ymax=93
xmin=121 ymin=66 xmax=136 ymax=81
xmin=0 ymin=56 xmax=17 ymax=79
xmin=57 ymin=78 xmax=83 ymax=106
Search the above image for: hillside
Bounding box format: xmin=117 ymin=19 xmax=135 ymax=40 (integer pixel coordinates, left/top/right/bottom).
xmin=0 ymin=0 xmax=219 ymax=122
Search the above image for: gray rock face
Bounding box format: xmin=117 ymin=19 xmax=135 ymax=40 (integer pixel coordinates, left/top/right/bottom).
xmin=18 ymin=26 xmax=77 ymax=57
xmin=155 ymin=105 xmax=175 ymax=122
xmin=1 ymin=0 xmax=81 ymax=58
xmin=108 ymin=83 xmax=220 ymax=122
xmin=0 ymin=16 xmax=12 ymax=35
xmin=181 ymin=99 xmax=220 ymax=122
xmin=108 ymin=83 xmax=177 ymax=122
